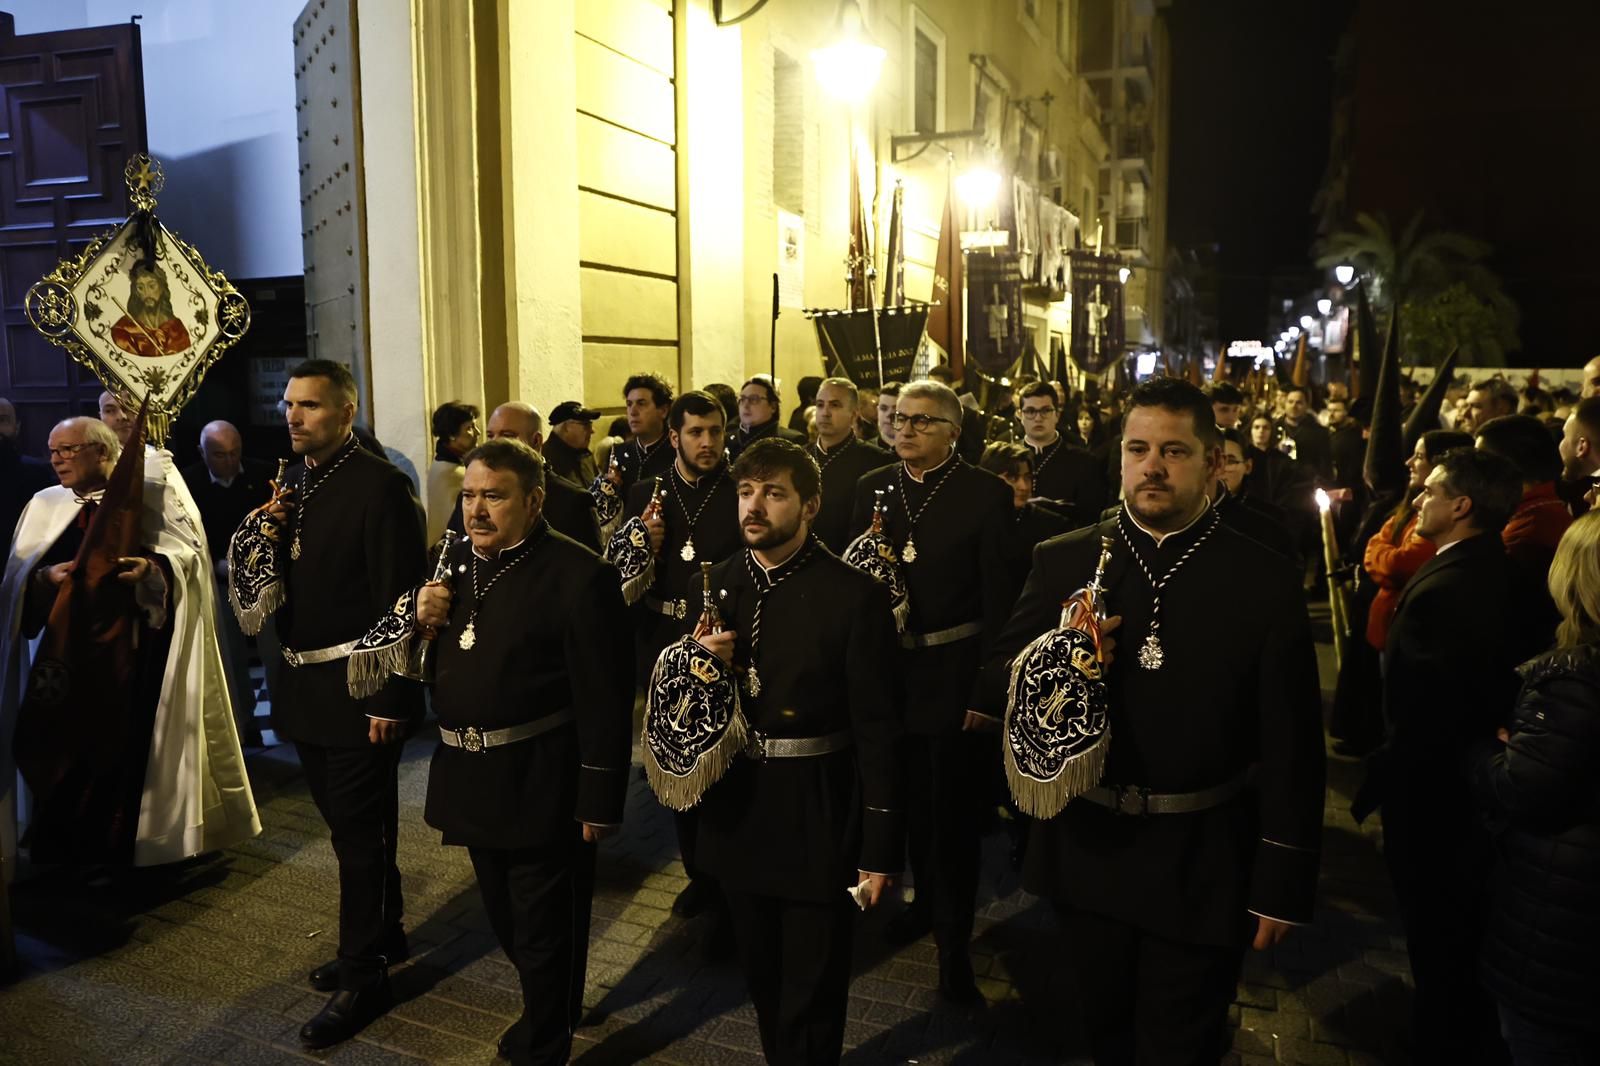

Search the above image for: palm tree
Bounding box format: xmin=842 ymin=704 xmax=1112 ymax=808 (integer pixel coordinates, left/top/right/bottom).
xmin=1315 ymin=212 xmax=1519 ymax=365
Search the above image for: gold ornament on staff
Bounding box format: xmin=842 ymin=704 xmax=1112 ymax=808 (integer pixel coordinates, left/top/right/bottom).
xmin=24 ymin=153 xmax=251 ymax=448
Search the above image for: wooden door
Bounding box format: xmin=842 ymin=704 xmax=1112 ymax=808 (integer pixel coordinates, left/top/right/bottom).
xmin=0 ymin=13 xmax=147 ymax=458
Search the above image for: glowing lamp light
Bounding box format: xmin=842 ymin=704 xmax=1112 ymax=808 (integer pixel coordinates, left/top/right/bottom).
xmin=1299 ymin=314 xmax=1315 ymax=330
xmin=1118 ymin=266 xmax=1132 ymax=284
xmin=1289 ymin=326 xmax=1301 ymax=338
xmin=1317 ymin=298 xmax=1333 ymax=316
xmin=1274 ymin=340 xmax=1287 ymax=353
xmin=812 ymin=2 xmax=885 ymax=104
xmin=1315 ymin=488 xmax=1331 ymax=513
xmin=955 ymin=166 xmax=1002 ymax=210
xmin=1334 ymin=263 xmax=1356 ymax=286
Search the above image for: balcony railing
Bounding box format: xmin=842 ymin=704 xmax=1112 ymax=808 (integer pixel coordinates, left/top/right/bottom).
xmin=1115 ymin=216 xmax=1148 ymax=252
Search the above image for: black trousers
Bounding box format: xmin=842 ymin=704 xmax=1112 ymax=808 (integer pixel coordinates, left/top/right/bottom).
xmin=1057 ymin=906 xmax=1244 ymax=1066
xmin=903 ymin=730 xmax=990 ymax=952
xmin=1382 ymin=789 xmax=1508 ymax=1065
xmin=295 ymin=740 xmax=404 ymax=987
xmin=724 ymin=889 xmax=855 ymax=1066
xmin=468 ymin=832 xmax=597 ymax=1066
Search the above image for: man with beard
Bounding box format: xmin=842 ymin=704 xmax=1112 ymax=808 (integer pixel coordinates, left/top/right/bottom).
xmin=982 ymin=378 xmax=1324 ymax=1064
xmin=848 ymin=380 xmax=1016 ymax=1002
xmin=444 ymin=403 xmax=601 ymax=552
xmin=415 ymin=439 xmax=631 ymax=1065
xmin=808 ymin=378 xmax=888 ymax=551
xmin=727 ymin=375 xmax=804 ymax=463
xmin=695 ymin=438 xmax=902 ymax=1064
xmin=1015 ymin=381 xmax=1106 ymax=526
xmin=621 ymin=390 xmax=740 ymax=920
xmin=615 ymin=373 xmax=676 ymax=494
xmin=233 ymin=360 xmax=426 ymax=1047
xmin=1557 ymin=396 xmax=1600 ymax=510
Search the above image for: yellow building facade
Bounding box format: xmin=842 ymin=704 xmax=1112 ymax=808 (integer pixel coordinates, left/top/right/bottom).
xmin=335 ymin=0 xmax=1168 ymax=473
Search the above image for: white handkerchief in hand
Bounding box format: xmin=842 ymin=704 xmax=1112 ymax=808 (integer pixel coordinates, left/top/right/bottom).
xmin=846 ymin=880 xmax=872 ymax=911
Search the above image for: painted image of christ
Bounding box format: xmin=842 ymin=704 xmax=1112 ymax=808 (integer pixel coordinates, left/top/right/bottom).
xmin=111 ymin=263 xmax=191 ymax=358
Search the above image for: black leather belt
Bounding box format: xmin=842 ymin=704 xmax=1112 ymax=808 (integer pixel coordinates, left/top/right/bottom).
xmin=1082 ymin=767 xmax=1255 ymax=816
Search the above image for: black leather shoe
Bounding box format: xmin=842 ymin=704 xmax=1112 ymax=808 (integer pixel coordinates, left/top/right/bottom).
xmin=309 ymin=932 xmax=410 ymax=991
xmin=671 ymin=879 xmax=714 ymax=919
xmin=884 ymin=903 xmax=932 ymax=947
xmin=937 ymin=950 xmax=982 ymax=1005
xmin=299 ymin=980 xmax=393 ymax=1049
xmin=496 ymin=1016 xmax=527 ymax=1059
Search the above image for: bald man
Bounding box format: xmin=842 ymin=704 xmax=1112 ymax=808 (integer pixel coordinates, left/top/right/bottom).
xmin=2 ymin=397 xmax=54 ymax=545
xmin=1581 ymin=355 xmax=1600 ymax=400
xmin=181 ymin=421 xmax=276 ymax=743
xmin=444 ymin=402 xmax=602 ymax=551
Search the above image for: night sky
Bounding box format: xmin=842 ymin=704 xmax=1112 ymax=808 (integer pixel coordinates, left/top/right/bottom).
xmin=1165 ymin=0 xmax=1354 ymax=347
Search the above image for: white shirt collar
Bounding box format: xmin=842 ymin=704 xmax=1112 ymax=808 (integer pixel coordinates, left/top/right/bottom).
xmin=471 ymin=533 xmax=529 ymax=561
xmin=210 ymin=471 xmax=236 ymax=489
xmin=1123 ymin=496 xmax=1212 ymax=547
xmin=903 ymin=446 xmax=956 ymax=483
xmin=1025 ymin=432 xmax=1060 ymax=454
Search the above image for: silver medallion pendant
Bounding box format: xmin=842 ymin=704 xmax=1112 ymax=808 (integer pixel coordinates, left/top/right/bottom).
xmin=902 ymin=539 xmax=918 ymax=563
xmin=1137 ymin=632 xmax=1164 ymax=671
xmin=459 ymin=621 xmax=478 ymax=651
xmin=680 ymin=539 xmax=696 ymax=563
xmin=745 ymin=666 xmax=762 ymax=697
xmin=290 ymin=532 xmax=302 ymax=560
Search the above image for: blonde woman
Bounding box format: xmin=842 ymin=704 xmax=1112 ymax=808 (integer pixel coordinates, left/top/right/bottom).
xmin=1470 ymin=510 xmax=1600 ymax=1063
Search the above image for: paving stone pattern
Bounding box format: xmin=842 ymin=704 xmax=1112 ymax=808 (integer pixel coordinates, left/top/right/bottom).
xmin=0 ymin=629 xmax=1416 ymax=1064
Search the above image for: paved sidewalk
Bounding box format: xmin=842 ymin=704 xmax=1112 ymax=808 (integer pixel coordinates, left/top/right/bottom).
xmin=1 ymin=637 xmax=1413 ymax=1065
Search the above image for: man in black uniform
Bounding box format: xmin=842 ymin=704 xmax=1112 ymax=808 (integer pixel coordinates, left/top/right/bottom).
xmin=808 ymin=377 xmax=888 ymax=552
xmin=849 ymin=380 xmax=1017 ymax=1001
xmin=250 ymin=360 xmax=427 ymax=1047
xmin=1016 ymin=381 xmax=1106 ymax=526
xmin=695 ymin=438 xmax=903 ymax=1064
xmin=622 ymin=390 xmax=741 ymax=918
xmin=415 ymin=439 xmax=632 ymax=1066
xmin=982 ymin=378 xmax=1325 ymax=1065
xmin=444 ymin=402 xmax=601 ymax=552
xmin=727 ymin=375 xmax=805 ymax=462
xmin=1213 ymin=427 xmax=1297 ymax=561
xmin=615 ymin=373 xmax=676 ymax=493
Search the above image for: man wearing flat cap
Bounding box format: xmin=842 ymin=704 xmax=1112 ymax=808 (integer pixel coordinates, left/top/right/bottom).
xmin=543 ymin=401 xmax=601 ymax=488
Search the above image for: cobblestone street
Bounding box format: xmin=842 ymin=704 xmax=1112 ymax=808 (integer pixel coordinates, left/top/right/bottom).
xmin=0 ymin=633 xmax=1414 ymax=1065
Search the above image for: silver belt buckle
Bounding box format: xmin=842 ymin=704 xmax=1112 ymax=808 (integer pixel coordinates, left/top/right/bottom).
xmin=283 ymin=647 xmax=303 ymax=668
xmin=673 ymin=599 xmax=687 ymax=620
xmin=457 ymin=726 xmax=486 ymax=753
xmin=744 ymin=728 xmax=767 ymax=763
xmin=1114 ymin=785 xmax=1150 ymax=816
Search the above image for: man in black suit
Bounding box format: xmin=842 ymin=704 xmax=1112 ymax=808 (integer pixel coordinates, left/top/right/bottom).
xmin=696 ymin=438 xmax=903 ymax=1064
xmin=1215 ymin=427 xmax=1298 ymax=561
xmin=445 ymin=402 xmax=601 ymax=551
xmin=808 ymin=377 xmax=888 ymax=552
xmin=181 ymin=420 xmax=274 ymax=742
xmin=1375 ymin=446 xmax=1524 ymax=1065
xmin=615 ymin=373 xmax=677 ymax=494
xmin=0 ymin=397 xmax=55 ymax=548
xmin=416 ymin=439 xmax=631 ymax=1065
xmin=983 ymin=378 xmax=1325 ymax=1064
xmin=727 ymin=375 xmax=805 ymax=462
xmin=1015 ymin=381 xmax=1106 ymax=526
xmin=1277 ymin=387 xmax=1333 ymax=484
xmin=849 ymin=380 xmax=1018 ymax=1002
xmin=240 ymin=360 xmax=427 ymax=1047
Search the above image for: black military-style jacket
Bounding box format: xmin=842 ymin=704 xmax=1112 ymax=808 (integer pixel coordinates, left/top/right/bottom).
xmin=623 ymin=463 xmax=740 ymax=683
xmin=1025 ymin=434 xmax=1107 ymax=527
xmin=696 ymin=541 xmax=904 ymax=902
xmin=981 ymin=510 xmax=1326 ymax=946
xmin=849 ymin=452 xmax=1018 ymax=734
xmin=422 ymin=522 xmax=633 ymax=849
xmin=809 ymin=436 xmax=890 ymax=552
xmin=614 ymin=432 xmax=675 ymax=496
xmin=272 ymin=437 xmax=426 ymax=746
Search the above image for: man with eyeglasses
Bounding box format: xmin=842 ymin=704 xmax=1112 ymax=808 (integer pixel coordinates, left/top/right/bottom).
xmin=848 ymin=380 xmax=1017 ymax=1003
xmin=2 ymin=415 xmax=259 ymax=888
xmin=1213 ymin=427 xmax=1296 ymax=560
xmin=727 ymin=375 xmax=803 ymax=464
xmin=1014 ymin=381 xmax=1107 ymax=527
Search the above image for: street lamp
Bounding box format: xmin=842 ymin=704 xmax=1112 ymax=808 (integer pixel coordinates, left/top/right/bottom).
xmin=1118 ymin=266 xmax=1132 ymax=284
xmin=955 ymin=166 xmax=1001 ymax=211
xmin=812 ymin=0 xmax=884 ymax=104
xmin=1316 ymin=298 xmax=1332 ymax=316
xmin=1299 ymin=314 xmax=1315 ymax=330
xmin=1334 ymin=263 xmax=1356 ymax=286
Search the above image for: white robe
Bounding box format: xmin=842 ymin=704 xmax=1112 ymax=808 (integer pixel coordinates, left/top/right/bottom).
xmin=0 ymin=448 xmax=260 ymax=872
